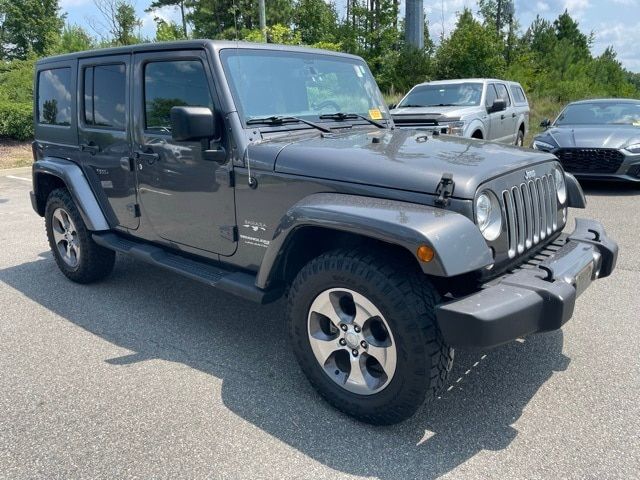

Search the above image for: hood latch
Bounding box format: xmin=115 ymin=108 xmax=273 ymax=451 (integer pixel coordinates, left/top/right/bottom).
xmin=435 ymin=173 xmax=455 ymax=207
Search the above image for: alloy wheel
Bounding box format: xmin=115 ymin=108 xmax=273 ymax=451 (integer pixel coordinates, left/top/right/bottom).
xmin=51 ymin=207 xmax=81 ymax=268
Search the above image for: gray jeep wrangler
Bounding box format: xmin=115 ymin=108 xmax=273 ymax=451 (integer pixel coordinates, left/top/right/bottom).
xmin=30 ymin=41 xmax=617 ymax=425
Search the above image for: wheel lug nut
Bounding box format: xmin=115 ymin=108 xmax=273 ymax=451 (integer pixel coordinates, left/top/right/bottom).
xmin=339 ymin=338 xmax=347 ymax=346
xmin=354 ymin=325 xmax=361 ymax=333
xmin=340 ymin=324 xmax=348 ymax=331
xmin=352 ymin=349 xmax=358 ymax=357
xmin=360 ymin=341 xmax=367 ymax=348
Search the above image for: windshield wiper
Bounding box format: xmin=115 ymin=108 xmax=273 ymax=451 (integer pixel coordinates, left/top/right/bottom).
xmin=426 ymin=103 xmax=457 ymax=107
xmin=319 ymin=112 xmax=386 ymax=129
xmin=246 ymin=115 xmax=331 ymax=133
xmin=396 ymin=104 xmax=426 ymax=108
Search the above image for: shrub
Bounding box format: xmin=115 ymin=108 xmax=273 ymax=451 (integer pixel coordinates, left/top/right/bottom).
xmin=0 ymin=102 xmax=34 ymax=141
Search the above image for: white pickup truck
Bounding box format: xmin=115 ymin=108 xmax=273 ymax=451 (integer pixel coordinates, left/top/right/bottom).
xmin=390 ymin=78 xmax=530 ymax=146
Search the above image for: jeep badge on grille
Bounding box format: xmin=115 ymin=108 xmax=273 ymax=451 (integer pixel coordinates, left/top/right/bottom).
xmin=525 ymin=169 xmax=536 ymax=180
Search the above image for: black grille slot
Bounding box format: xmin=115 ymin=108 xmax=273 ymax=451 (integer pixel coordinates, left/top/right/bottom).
xmin=555 ymin=148 xmax=624 ymax=174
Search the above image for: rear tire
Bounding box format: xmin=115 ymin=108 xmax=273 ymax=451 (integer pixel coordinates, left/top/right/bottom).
xmin=45 ymin=188 xmax=115 ymax=283
xmin=516 ymin=129 xmax=524 ymax=146
xmin=287 ymin=248 xmax=454 ymax=425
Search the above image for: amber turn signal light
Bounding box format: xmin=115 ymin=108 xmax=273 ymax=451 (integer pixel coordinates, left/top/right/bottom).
xmin=417 ymin=245 xmax=435 ymax=263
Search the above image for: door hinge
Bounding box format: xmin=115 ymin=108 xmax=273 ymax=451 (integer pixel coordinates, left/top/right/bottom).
xmin=435 ymin=173 xmax=455 ymax=207
xmin=220 ymin=225 xmax=238 ymax=242
xmin=127 ymin=203 xmax=141 ymax=218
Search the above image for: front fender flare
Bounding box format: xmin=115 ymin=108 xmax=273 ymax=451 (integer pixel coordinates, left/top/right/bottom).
xmin=32 ymin=157 xmax=110 ymax=231
xmin=256 ymin=193 xmax=493 ymax=288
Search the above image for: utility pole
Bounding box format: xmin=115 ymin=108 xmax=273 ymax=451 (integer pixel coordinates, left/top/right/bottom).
xmin=259 ymin=0 xmax=266 ymax=41
xmin=405 ymin=0 xmax=424 ymax=49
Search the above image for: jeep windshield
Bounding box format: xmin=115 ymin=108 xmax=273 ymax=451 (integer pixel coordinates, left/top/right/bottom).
xmin=220 ymin=48 xmax=389 ymax=128
xmin=397 ymin=83 xmax=483 ymax=108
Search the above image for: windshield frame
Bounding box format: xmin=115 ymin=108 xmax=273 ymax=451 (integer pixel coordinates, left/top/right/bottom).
xmin=554 ymin=101 xmax=640 ymax=127
xmin=397 ymin=82 xmax=484 ymax=108
xmin=219 ymin=47 xmax=391 ymax=130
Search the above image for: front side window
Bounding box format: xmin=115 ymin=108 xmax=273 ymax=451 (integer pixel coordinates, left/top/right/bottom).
xmin=221 ymin=49 xmax=388 ymax=123
xmin=38 ymin=68 xmax=72 ymax=126
xmin=144 ymin=60 xmax=213 ymax=132
xmin=494 ymin=83 xmax=511 ymax=106
xmin=84 ymin=64 xmax=126 ymax=129
xmin=398 ymin=82 xmax=483 ymax=108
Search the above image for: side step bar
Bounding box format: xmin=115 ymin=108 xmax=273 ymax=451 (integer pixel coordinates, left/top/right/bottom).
xmin=93 ymin=232 xmax=282 ymax=304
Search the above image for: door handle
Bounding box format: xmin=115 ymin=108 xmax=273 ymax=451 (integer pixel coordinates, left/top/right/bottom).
xmin=500 ymin=114 xmax=506 ymax=120
xmin=512 ymin=113 xmax=516 ymax=118
xmin=134 ymin=150 xmax=160 ymax=164
xmin=80 ymin=142 xmax=100 ymax=155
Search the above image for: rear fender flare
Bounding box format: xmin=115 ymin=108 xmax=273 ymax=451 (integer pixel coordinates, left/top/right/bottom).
xmin=32 ymin=157 xmax=110 ymax=231
xmin=256 ymin=193 xmax=493 ymax=288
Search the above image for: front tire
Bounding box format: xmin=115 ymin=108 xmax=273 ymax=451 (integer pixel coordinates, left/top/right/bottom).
xmin=515 ymin=129 xmax=524 ymax=146
xmin=45 ymin=188 xmax=115 ymax=283
xmin=287 ymin=248 xmax=453 ymax=425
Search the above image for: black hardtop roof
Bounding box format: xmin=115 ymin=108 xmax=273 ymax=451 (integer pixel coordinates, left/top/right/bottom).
xmin=36 ymin=39 xmax=362 ymax=65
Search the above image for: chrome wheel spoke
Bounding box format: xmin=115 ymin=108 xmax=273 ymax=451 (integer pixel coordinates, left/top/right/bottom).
xmin=51 ymin=208 xmax=80 ymax=268
xmin=307 ymin=288 xmax=397 ymax=396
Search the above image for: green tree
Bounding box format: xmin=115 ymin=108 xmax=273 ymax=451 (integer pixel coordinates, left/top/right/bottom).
xmin=92 ymin=0 xmax=142 ymax=46
xmin=0 ymin=0 xmax=65 ymax=59
xmin=293 ymin=0 xmax=339 ymax=45
xmin=434 ymin=8 xmax=505 ymax=79
xmin=553 ymin=9 xmax=591 ymax=60
xmin=55 ymin=25 xmax=94 ymax=53
xmin=146 ymin=0 xmax=188 ymax=38
xmin=154 ymin=18 xmax=184 ymax=42
xmin=42 ymin=99 xmax=58 ymax=124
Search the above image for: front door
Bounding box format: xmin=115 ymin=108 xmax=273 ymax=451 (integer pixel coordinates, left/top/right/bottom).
xmin=132 ymin=50 xmax=236 ymax=255
xmin=78 ymin=55 xmax=138 ymax=230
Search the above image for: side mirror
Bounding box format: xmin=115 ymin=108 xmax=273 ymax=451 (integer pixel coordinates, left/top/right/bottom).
xmin=540 ymin=118 xmax=551 ymax=128
xmin=488 ymin=98 xmax=506 ymax=113
xmin=170 ymin=106 xmax=217 ymax=142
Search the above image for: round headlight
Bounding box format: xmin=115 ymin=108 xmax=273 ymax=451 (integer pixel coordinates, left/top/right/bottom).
xmin=554 ymin=167 xmax=567 ymax=204
xmin=475 ymin=191 xmax=502 ymax=241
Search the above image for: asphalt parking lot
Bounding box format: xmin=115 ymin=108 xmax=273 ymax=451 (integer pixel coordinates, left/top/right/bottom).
xmin=0 ymin=168 xmax=639 ymax=479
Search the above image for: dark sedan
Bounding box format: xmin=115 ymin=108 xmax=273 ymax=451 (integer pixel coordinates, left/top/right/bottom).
xmin=532 ymin=98 xmax=640 ymax=182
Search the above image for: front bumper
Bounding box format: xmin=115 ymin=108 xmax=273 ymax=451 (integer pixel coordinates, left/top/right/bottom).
xmin=435 ymin=218 xmax=618 ymax=348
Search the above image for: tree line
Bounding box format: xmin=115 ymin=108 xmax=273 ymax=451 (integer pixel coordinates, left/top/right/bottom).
xmin=1 ymin=0 xmax=639 ymax=140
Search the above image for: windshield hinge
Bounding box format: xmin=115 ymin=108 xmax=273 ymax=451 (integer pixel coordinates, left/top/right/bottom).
xmin=435 ymin=173 xmax=455 ymax=207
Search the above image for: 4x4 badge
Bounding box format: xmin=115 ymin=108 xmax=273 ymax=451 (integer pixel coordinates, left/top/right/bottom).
xmin=524 ymin=169 xmax=536 ymax=180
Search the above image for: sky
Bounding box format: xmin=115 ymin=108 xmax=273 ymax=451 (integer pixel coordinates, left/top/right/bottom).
xmin=60 ymin=0 xmax=640 ymax=72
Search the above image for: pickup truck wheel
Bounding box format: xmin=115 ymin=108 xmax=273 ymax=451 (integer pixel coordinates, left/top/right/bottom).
xmin=45 ymin=188 xmax=115 ymax=283
xmin=287 ymin=249 xmax=454 ymax=425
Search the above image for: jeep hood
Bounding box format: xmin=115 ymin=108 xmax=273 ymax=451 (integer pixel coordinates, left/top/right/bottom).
xmin=267 ymin=129 xmax=556 ymax=199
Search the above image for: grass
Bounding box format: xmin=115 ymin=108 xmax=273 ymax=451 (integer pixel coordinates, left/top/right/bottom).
xmin=0 ymin=138 xmax=32 ymax=169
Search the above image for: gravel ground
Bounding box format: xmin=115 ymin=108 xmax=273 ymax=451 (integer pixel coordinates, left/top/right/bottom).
xmin=0 ymin=169 xmax=638 ymax=479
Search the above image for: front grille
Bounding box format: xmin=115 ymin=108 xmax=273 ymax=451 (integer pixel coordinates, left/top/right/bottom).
xmin=555 ymin=148 xmax=624 ymax=174
xmin=502 ymin=174 xmax=558 ymax=258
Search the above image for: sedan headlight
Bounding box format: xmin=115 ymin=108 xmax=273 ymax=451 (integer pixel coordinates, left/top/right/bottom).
xmin=624 ymin=143 xmax=640 ymax=154
xmin=475 ymin=191 xmax=502 ymax=241
xmin=444 ymin=121 xmax=465 ymax=136
xmin=554 ymin=167 xmax=567 ymax=204
xmin=532 ymin=139 xmax=555 ymax=151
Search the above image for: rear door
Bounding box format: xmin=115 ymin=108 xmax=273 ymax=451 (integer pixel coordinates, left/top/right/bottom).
xmin=131 ymin=50 xmax=237 ymax=255
xmin=78 ymin=55 xmax=138 ymax=229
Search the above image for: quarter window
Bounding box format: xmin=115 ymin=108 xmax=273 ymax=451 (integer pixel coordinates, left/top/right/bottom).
xmin=38 ymin=68 xmax=72 ymax=126
xmin=83 ymin=64 xmax=126 ymax=129
xmin=494 ymin=83 xmax=511 ymax=107
xmin=144 ymin=60 xmax=213 ymax=132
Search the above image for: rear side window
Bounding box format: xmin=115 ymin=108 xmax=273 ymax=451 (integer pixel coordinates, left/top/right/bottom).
xmin=510 ymin=85 xmax=527 ymax=104
xmin=37 ymin=68 xmax=72 ymax=126
xmin=144 ymin=60 xmax=213 ymax=132
xmin=494 ymin=83 xmax=511 ymax=106
xmin=83 ymin=64 xmax=127 ymax=129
